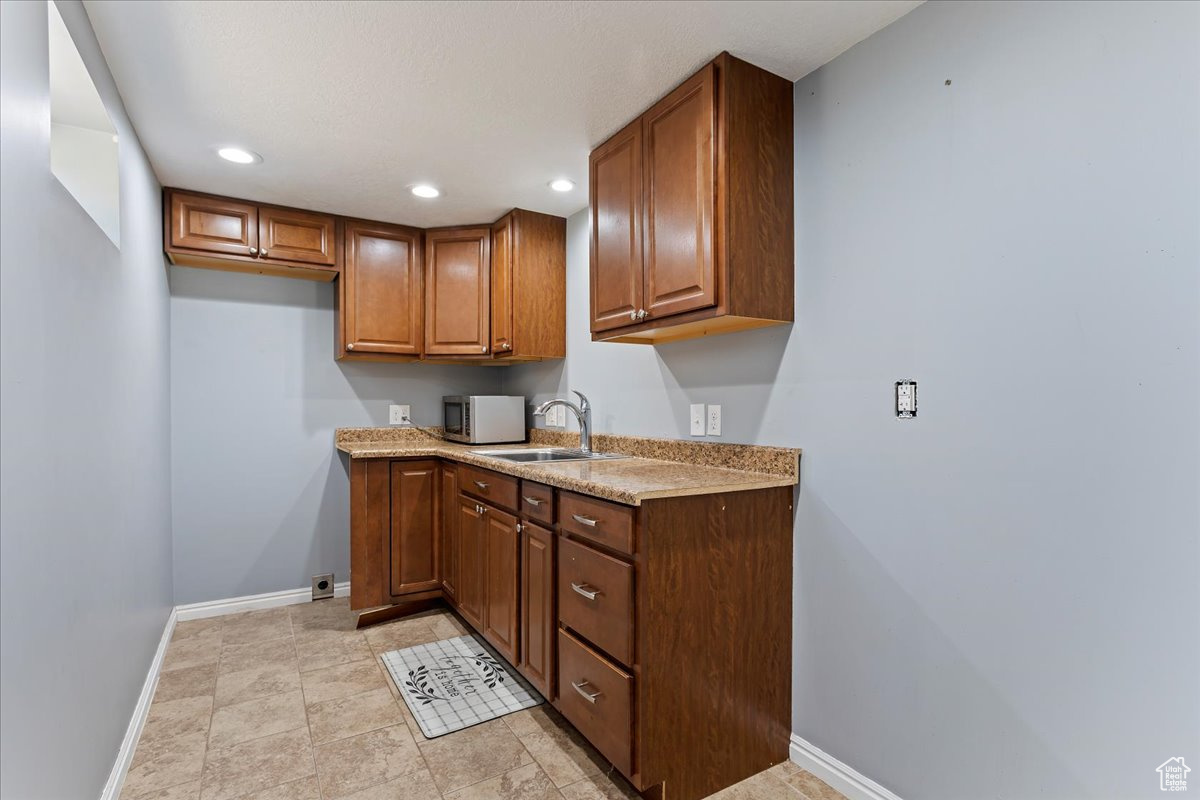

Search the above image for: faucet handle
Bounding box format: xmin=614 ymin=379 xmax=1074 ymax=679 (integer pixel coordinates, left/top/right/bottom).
xmin=571 ymin=390 xmax=591 ymax=411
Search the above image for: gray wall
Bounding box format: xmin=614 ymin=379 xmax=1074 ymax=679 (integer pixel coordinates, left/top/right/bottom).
xmin=169 ymin=267 xmax=500 ymax=604
xmin=506 ymin=2 xmax=1200 ymax=798
xmin=0 ymin=2 xmax=174 ymax=798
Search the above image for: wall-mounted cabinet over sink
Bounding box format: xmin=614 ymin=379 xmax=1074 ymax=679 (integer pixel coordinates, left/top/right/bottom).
xmin=164 ymin=189 xmax=565 ymax=365
xmin=589 ymin=52 xmax=794 ymax=345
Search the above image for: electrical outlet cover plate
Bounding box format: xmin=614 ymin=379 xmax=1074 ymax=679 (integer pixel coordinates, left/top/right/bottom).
xmin=690 ymin=404 xmax=705 ymax=436
xmin=389 ymin=404 xmax=411 ymax=425
xmin=706 ymin=404 xmax=722 ymax=436
xmin=896 ymin=380 xmax=917 ymax=418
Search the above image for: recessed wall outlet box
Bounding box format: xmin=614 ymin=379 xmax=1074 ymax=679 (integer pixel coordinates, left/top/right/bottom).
xmin=706 ymin=404 xmax=722 ymax=436
xmin=896 ymin=380 xmax=917 ymax=418
xmin=389 ymin=404 xmax=411 ymax=425
xmin=311 ymin=573 xmax=334 ymax=600
xmin=690 ymin=404 xmax=706 ymax=436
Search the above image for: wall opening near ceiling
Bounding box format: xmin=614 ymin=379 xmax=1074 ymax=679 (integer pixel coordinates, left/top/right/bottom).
xmin=47 ymin=0 xmax=119 ymax=247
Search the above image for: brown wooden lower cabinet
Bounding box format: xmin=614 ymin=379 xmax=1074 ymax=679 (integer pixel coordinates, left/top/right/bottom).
xmin=482 ymin=504 xmax=519 ymax=664
xmin=519 ymin=520 xmax=555 ymax=698
xmin=455 ymin=494 xmax=486 ymax=629
xmin=348 ymin=458 xmax=792 ymax=800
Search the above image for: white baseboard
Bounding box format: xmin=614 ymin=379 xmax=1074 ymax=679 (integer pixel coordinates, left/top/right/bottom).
xmin=102 ymin=581 xmax=351 ymax=799
xmin=100 ymin=607 xmax=177 ymax=800
xmin=790 ymin=733 xmax=903 ymax=800
xmin=175 ymin=581 xmax=351 ymax=621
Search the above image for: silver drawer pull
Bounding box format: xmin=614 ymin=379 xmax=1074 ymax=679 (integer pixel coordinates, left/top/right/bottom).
xmin=571 ymin=582 xmax=601 ymax=601
xmin=523 ymin=495 xmax=543 ymax=507
xmin=571 ymin=680 xmax=602 ymax=704
xmin=473 ymin=480 xmax=489 ymax=490
xmin=571 ymin=514 xmax=598 ymax=527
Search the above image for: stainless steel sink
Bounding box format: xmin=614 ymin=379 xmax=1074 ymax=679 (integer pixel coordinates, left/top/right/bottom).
xmin=470 ymin=447 xmax=626 ymax=464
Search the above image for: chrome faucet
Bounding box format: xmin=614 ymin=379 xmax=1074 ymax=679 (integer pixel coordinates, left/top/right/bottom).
xmin=533 ymin=390 xmax=593 ymax=454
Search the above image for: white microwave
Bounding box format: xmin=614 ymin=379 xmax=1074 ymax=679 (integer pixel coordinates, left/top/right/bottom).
xmin=442 ymin=395 xmax=526 ymax=444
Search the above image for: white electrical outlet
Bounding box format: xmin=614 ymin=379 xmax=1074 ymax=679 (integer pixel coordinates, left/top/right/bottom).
xmin=389 ymin=404 xmax=411 ymax=425
xmin=690 ymin=404 xmax=706 ymax=436
xmin=544 ymin=405 xmax=565 ymax=428
xmin=706 ymin=404 xmax=722 ymax=436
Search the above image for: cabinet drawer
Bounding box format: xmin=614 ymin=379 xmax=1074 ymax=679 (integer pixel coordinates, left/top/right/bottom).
xmin=557 ymin=492 xmax=635 ymax=555
xmin=519 ymin=481 xmax=554 ymax=525
xmin=459 ymin=464 xmax=518 ymax=512
xmin=557 ymin=628 xmax=633 ymax=777
xmin=558 ymin=537 xmax=633 ymax=666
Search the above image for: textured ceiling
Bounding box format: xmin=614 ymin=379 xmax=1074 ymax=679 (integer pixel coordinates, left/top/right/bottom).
xmin=83 ymin=0 xmax=921 ymax=227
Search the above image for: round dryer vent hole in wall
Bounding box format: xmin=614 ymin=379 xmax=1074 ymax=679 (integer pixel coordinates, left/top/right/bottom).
xmin=312 ymin=573 xmax=335 ymax=600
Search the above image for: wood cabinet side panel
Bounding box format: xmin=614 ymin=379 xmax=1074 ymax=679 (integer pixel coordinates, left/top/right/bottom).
xmin=510 ymin=210 xmax=567 ymax=359
xmin=635 ymin=487 xmax=793 ymax=799
xmin=349 ymin=458 xmax=391 ymax=610
xmin=718 ymin=53 xmax=794 ymax=322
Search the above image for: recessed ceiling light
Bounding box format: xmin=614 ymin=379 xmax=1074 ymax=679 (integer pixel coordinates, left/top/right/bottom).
xmin=411 ymin=184 xmax=441 ymax=199
xmin=217 ymin=147 xmax=261 ymax=164
xmin=549 ymin=178 xmax=575 ymax=192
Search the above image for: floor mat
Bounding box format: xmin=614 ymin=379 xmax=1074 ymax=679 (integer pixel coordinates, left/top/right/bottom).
xmin=380 ymin=633 xmax=544 ymax=738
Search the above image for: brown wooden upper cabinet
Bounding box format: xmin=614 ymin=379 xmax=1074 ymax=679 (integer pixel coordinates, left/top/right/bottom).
xmin=165 ymin=189 xmax=339 ymax=281
xmin=424 ymin=227 xmax=492 ymax=356
xmin=588 ymin=52 xmax=794 ymax=344
xmin=491 ymin=210 xmax=567 ymax=360
xmin=337 ymin=220 xmax=423 ymax=361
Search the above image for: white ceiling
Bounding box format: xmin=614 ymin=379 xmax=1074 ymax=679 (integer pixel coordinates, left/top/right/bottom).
xmin=83 ymin=0 xmax=921 ymax=227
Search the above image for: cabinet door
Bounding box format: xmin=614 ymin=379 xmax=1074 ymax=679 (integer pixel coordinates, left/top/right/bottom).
xmin=389 ymin=461 xmax=439 ymax=597
xmin=169 ymin=191 xmax=258 ymax=258
xmin=490 ymin=213 xmax=514 ymax=354
xmin=457 ymin=496 xmax=486 ymax=629
xmin=440 ymin=463 xmax=459 ymax=601
xmin=483 ymin=505 xmax=520 ymax=664
xmin=642 ymin=63 xmax=717 ymax=320
xmin=425 ymin=228 xmax=491 ymax=355
xmin=344 ymin=221 xmax=423 ymax=355
xmin=520 ymin=521 xmax=555 ymax=698
xmin=259 ymin=206 xmax=337 ymax=265
xmin=589 ymin=119 xmax=644 ymax=332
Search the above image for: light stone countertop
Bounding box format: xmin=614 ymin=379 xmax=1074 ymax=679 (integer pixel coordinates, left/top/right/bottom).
xmin=335 ymin=428 xmax=799 ymax=506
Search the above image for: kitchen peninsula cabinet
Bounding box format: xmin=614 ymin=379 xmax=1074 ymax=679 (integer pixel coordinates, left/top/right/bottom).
xmin=345 ymin=447 xmax=794 ymax=800
xmin=165 ymin=189 xmax=339 ymax=280
xmin=588 ymin=52 xmax=794 ymax=344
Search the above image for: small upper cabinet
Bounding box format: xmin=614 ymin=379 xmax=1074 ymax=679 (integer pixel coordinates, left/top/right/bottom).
xmin=338 ymin=220 xmax=423 ymax=360
xmin=588 ymin=53 xmax=794 ymax=344
xmin=258 ymin=206 xmax=337 ymax=266
xmin=492 ymin=209 xmax=566 ymax=361
xmin=169 ymin=191 xmax=258 ymax=258
xmin=425 ymin=227 xmax=491 ymax=356
xmin=165 ymin=189 xmax=339 ymax=281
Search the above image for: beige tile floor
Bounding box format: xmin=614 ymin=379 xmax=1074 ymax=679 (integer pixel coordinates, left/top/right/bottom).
xmin=120 ymin=599 xmax=847 ymax=800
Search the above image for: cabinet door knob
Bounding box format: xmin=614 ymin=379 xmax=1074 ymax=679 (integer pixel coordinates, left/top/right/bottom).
xmin=571 ymin=680 xmax=602 ymax=703
xmin=248 ymin=247 xmax=258 ymax=256
xmin=260 ymin=249 xmax=268 ymax=258
xmin=346 ymin=343 xmax=355 ymax=350
xmin=481 ymin=345 xmax=488 ymax=353
xmin=516 ymin=522 xmax=523 ymax=533
xmin=629 ymin=310 xmax=637 ymax=321
xmin=637 ymin=309 xmax=648 ymax=320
